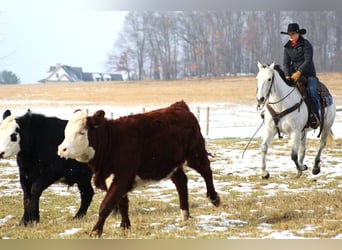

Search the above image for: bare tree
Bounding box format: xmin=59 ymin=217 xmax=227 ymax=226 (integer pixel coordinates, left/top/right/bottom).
xmin=107 ymin=11 xmax=342 ymax=82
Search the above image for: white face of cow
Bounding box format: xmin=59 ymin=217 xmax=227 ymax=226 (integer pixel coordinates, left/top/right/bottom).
xmin=0 ymin=116 xmax=21 ymax=159
xmin=57 ymin=110 xmax=95 ymax=163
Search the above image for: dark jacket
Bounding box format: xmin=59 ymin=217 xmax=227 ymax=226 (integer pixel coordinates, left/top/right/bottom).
xmin=283 ymin=36 xmax=316 ymax=77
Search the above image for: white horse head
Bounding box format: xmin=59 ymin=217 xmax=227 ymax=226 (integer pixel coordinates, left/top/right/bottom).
xmin=256 ymin=62 xmax=275 ymax=105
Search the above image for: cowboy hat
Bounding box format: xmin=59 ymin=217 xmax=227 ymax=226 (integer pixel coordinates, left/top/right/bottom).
xmin=281 ymin=23 xmax=306 ymax=35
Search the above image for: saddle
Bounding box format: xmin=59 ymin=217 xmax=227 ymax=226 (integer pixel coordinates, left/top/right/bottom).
xmin=292 ymin=76 xmax=333 ymax=135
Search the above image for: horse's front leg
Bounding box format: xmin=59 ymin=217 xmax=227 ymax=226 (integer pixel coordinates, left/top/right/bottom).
xmin=261 ymin=128 xmax=276 ymax=179
xmin=290 ymin=132 xmax=305 ymax=178
xmin=298 ymin=131 xmax=308 ymax=171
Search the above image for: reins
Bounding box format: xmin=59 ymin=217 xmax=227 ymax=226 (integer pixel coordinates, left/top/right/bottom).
xmin=268 ymin=87 xmax=296 ymax=105
xmin=263 ymin=70 xmax=304 ymax=139
xmin=241 ymin=117 xmax=265 ymax=159
xmin=243 ymin=68 xmax=305 ymax=157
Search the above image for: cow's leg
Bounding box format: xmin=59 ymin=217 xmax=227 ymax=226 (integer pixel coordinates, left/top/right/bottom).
xmin=118 ymin=195 xmax=130 ymax=229
xmin=24 ymin=182 xmax=44 ymax=225
xmin=25 ymin=175 xmax=59 ymax=225
xmin=74 ymin=181 xmax=94 ymax=219
xmin=19 ymin=173 xmax=33 ymax=226
xmin=187 ymin=153 xmax=220 ymax=207
xmin=90 ymin=177 xmax=132 ymax=238
xmin=171 ymin=167 xmax=190 ymax=221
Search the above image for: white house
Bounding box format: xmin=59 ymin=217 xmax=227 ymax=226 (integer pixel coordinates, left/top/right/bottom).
xmin=40 ymin=63 xmax=123 ymax=83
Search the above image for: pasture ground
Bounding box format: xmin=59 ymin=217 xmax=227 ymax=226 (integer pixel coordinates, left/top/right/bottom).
xmin=0 ymin=73 xmax=341 ymax=239
xmin=0 ymin=72 xmax=341 ymax=107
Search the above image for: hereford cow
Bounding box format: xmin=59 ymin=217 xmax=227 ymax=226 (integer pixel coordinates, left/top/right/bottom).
xmin=0 ymin=110 xmax=94 ymax=225
xmin=58 ymin=101 xmax=220 ymax=237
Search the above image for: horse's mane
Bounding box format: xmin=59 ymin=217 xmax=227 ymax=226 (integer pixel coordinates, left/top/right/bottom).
xmin=273 ymin=64 xmax=295 ymax=87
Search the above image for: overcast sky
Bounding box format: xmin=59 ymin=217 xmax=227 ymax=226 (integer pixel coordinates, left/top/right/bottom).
xmin=0 ymin=1 xmax=127 ymax=83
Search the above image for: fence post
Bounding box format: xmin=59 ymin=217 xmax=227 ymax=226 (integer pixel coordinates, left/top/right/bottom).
xmin=196 ymin=106 xmax=200 ymax=121
xmin=205 ymin=107 xmax=210 ymax=136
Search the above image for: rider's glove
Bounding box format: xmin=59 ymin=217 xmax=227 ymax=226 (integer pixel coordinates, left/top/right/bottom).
xmin=291 ymin=70 xmax=301 ymax=82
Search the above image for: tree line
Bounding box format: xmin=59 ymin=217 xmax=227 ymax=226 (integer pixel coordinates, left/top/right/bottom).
xmin=106 ymin=11 xmax=342 ymax=80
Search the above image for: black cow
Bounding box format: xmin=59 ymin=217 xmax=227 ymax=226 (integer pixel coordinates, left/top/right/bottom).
xmin=0 ymin=109 xmax=94 ymax=225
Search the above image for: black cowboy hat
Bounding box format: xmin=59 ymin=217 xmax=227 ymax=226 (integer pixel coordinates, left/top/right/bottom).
xmin=281 ymin=23 xmax=306 ymax=35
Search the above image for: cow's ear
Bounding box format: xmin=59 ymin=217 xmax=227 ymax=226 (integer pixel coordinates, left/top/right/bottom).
xmin=3 ymin=110 xmax=11 ymax=120
xmin=26 ymin=109 xmax=32 ymax=117
xmin=90 ymin=110 xmax=106 ymax=128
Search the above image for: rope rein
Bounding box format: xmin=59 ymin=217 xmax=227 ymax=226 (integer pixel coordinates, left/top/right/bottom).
xmin=243 ymin=69 xmax=304 ymax=157
xmin=241 ymin=117 xmax=265 ymax=159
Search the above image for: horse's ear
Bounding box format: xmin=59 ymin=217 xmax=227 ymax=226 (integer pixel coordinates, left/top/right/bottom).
xmin=257 ymin=61 xmax=263 ymax=70
xmin=269 ymin=62 xmax=275 ymax=69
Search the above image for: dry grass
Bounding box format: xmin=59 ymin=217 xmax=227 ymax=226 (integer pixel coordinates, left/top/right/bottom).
xmin=0 ymin=73 xmax=341 ymax=239
xmin=0 ymin=72 xmax=341 ymax=108
xmin=0 ymin=138 xmax=341 ymax=239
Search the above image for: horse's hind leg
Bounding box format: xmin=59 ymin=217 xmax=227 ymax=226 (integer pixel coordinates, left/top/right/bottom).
xmin=313 ymin=128 xmax=331 ymax=175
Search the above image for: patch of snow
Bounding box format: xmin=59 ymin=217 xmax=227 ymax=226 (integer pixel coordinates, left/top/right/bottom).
xmin=59 ymin=228 xmax=82 ymax=236
xmin=262 ymin=230 xmax=308 ymax=239
xmin=0 ymin=102 xmax=341 ymax=239
xmin=0 ymin=215 xmax=14 ymax=226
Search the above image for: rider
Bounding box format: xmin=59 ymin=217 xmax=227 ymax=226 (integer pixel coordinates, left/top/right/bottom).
xmin=281 ymin=23 xmax=320 ymax=129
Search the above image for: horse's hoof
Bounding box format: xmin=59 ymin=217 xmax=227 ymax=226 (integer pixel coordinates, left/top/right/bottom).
xmin=295 ymin=171 xmax=303 ymax=178
xmin=301 ymin=165 xmax=308 ymax=171
xmin=261 ymin=172 xmax=270 ymax=179
xmin=312 ymin=167 xmax=320 ymax=175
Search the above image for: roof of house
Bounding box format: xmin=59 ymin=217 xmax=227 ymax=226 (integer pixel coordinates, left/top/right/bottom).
xmin=40 ymin=64 xmax=123 ymax=82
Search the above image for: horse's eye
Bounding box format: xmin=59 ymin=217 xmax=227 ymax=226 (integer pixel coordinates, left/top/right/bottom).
xmin=268 ymin=78 xmax=271 ymax=82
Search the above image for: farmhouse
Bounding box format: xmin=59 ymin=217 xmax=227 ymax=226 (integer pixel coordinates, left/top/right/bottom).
xmin=40 ymin=63 xmax=123 ymax=83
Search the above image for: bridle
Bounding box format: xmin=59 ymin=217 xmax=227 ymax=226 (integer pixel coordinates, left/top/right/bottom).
xmin=258 ymin=68 xmax=304 ymax=139
xmin=262 ymin=70 xmax=296 ymax=105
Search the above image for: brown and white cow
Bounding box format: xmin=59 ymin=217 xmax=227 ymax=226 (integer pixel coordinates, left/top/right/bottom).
xmin=58 ymin=101 xmax=220 ymax=237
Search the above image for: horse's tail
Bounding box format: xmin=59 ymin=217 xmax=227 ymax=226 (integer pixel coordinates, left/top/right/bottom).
xmin=327 ymin=129 xmax=334 ymax=147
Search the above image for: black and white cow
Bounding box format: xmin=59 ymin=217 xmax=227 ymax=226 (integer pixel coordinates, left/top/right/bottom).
xmin=0 ymin=109 xmax=94 ymax=225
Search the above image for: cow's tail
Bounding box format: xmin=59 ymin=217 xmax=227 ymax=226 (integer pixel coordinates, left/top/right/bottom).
xmin=207 ymin=151 xmax=216 ymax=158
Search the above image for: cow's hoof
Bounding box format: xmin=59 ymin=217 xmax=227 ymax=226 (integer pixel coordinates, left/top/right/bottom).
xmin=312 ymin=167 xmax=320 ymax=175
xmin=261 ymin=172 xmax=270 ymax=179
xmin=90 ymin=229 xmax=102 ymax=238
xmin=211 ymin=195 xmax=220 ymax=207
xmin=180 ymin=210 xmax=191 ymax=221
xmin=120 ymin=221 xmax=131 ymax=229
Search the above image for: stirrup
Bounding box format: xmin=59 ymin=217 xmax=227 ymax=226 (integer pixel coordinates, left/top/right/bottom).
xmin=310 ymin=114 xmax=320 ymax=129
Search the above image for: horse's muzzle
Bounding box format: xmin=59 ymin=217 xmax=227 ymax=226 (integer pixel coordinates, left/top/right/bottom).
xmin=257 ymin=97 xmax=265 ymax=105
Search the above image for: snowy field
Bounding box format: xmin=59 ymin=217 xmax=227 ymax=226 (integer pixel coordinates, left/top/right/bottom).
xmin=0 ymin=101 xmax=341 ymax=239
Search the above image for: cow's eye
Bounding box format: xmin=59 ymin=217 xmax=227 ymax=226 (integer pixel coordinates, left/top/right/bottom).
xmin=10 ymin=133 xmax=17 ymax=142
xmin=79 ymin=131 xmax=85 ymax=135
